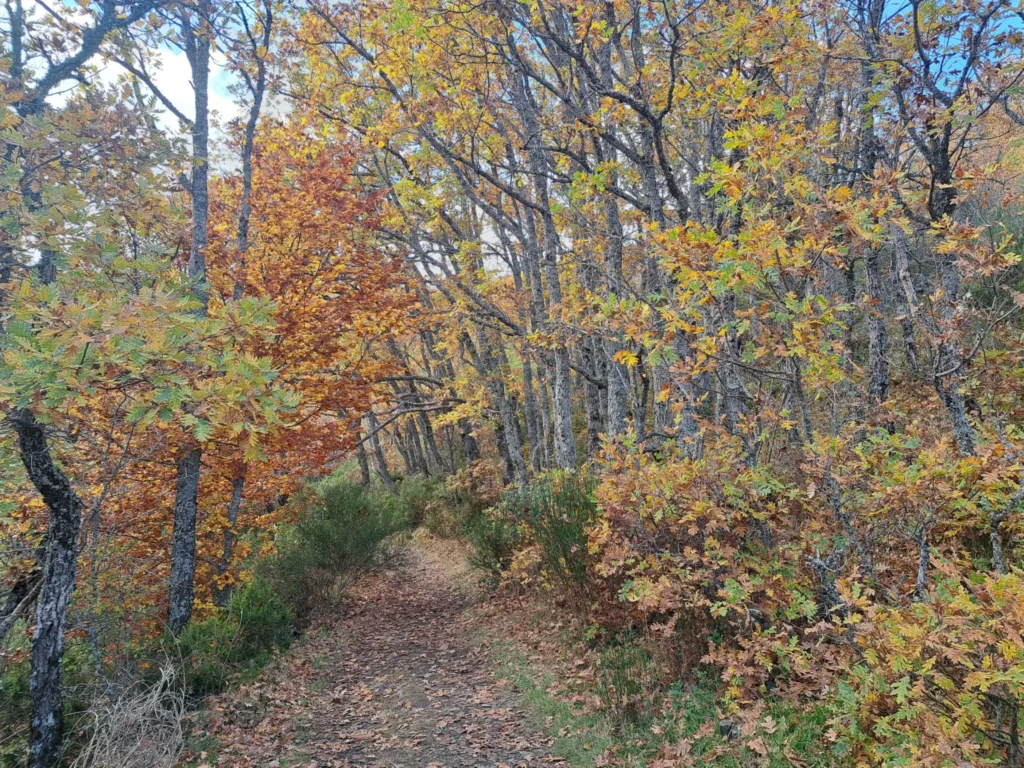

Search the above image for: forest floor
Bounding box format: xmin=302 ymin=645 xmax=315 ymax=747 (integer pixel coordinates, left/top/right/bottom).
xmin=181 ymin=535 xmax=833 ymax=768
xmin=182 ymin=536 xmax=568 ymax=768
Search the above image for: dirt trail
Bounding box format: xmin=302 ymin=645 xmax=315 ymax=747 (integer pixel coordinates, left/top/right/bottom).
xmin=197 ymin=538 xmax=560 ymax=768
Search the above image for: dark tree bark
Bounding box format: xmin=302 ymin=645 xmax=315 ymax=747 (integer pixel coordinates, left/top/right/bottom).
xmin=522 ymin=356 xmax=544 ymax=471
xmin=168 ymin=448 xmax=201 ymax=633
xmin=467 ymin=330 xmax=529 ymax=486
xmin=582 ymin=338 xmax=604 ymax=456
xmin=494 ymin=420 xmax=515 ymax=487
xmin=892 ymin=225 xmax=976 ymax=456
xmin=9 ymin=409 xmax=84 ymax=768
xmin=366 ymin=412 xmax=398 ymax=493
xmin=460 ymin=418 xmax=481 ymax=465
xmin=0 ymin=3 xmax=175 ymax=764
xmin=213 ymin=475 xmax=245 ymax=608
xmin=356 ymin=436 xmax=372 ymax=489
xmin=865 ymin=249 xmax=890 ymax=406
xmin=416 ymin=409 xmax=446 ymax=474
xmin=405 ymin=418 xmax=429 ymax=475
xmin=672 ymin=334 xmax=703 ymax=459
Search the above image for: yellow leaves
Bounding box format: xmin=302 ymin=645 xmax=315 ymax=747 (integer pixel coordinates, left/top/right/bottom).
xmin=612 ymin=349 xmax=639 ymax=367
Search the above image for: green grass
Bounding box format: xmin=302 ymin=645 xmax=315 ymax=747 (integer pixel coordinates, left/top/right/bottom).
xmin=482 ymin=628 xmax=836 ymax=767
xmin=491 ymin=641 xmax=618 ymax=766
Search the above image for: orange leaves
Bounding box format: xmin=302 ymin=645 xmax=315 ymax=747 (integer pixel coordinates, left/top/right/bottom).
xmin=208 ymin=118 xmax=414 ymax=429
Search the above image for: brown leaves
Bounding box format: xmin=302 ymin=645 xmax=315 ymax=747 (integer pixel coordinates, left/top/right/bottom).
xmin=191 ymin=540 xmax=556 ymax=767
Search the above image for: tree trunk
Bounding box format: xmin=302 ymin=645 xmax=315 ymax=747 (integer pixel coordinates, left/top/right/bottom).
xmin=416 ymin=410 xmax=446 ymax=474
xmin=393 ymin=425 xmax=415 ymax=476
xmin=553 ymin=348 xmax=577 ymax=469
xmin=168 ymin=448 xmax=201 ymax=634
xmin=405 ymin=418 xmax=430 ymax=476
xmin=460 ymin=419 xmax=481 ymax=465
xmin=631 ymin=362 xmax=649 ymax=435
xmin=9 ymin=409 xmax=84 ymax=768
xmin=522 ymin=356 xmax=544 ymax=471
xmin=606 ymin=339 xmax=629 ymax=439
xmin=603 ymin=191 xmax=630 ymax=439
xmin=366 ymin=412 xmax=398 ymax=493
xmin=498 ymin=391 xmax=529 ymax=486
xmin=213 ymin=474 xmax=245 ymax=608
xmin=181 ymin=5 xmax=211 ymax=313
xmin=511 ymin=71 xmax=576 ymax=470
xmin=494 ymin=420 xmax=514 ymax=487
xmin=168 ymin=3 xmax=212 ymax=635
xmin=892 ymin=225 xmax=975 ymax=455
xmin=718 ymin=292 xmax=754 ymax=460
xmin=672 ymin=334 xmax=703 ymax=459
xmin=468 ymin=329 xmax=529 ymax=485
xmin=865 ymin=248 xmax=890 ymax=406
xmin=538 ymin=364 xmax=555 ymax=468
xmin=582 ymin=339 xmax=604 ymax=456
xmin=356 ymin=437 xmax=372 ymax=489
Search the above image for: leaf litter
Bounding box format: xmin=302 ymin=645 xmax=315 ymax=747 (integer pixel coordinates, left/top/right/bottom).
xmin=186 ymin=537 xmax=559 ymax=767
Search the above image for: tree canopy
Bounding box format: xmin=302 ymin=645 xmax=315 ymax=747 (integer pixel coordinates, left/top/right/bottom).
xmin=3 ymin=0 xmax=1024 ymax=764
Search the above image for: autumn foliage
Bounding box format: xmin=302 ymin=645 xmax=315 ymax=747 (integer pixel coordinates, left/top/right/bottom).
xmin=4 ymin=0 xmax=1024 ymax=764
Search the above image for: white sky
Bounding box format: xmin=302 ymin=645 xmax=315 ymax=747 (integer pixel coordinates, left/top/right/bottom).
xmin=96 ymin=47 xmax=243 ymax=135
xmin=123 ymin=48 xmax=241 ymax=129
xmin=26 ymin=0 xmax=243 ymax=135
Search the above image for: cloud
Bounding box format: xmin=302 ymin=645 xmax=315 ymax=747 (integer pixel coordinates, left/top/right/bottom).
xmin=22 ymin=0 xmax=242 ymax=137
xmin=132 ymin=47 xmax=243 ymax=133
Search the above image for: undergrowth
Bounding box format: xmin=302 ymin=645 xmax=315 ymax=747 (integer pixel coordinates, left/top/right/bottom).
xmin=469 ymin=472 xmax=595 ymax=596
xmin=2 ymin=475 xmax=414 ymax=766
xmin=261 ymin=479 xmax=410 ymax=625
xmin=466 ymin=473 xmax=836 ymax=767
xmin=485 ymin=617 xmax=834 ymax=768
xmin=174 ymin=578 xmax=294 ymax=696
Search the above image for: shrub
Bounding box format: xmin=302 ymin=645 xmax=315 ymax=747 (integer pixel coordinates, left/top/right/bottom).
xmin=71 ymin=665 xmax=184 ymax=768
xmin=262 ymin=480 xmax=409 ymax=623
xmin=0 ymin=630 xmax=31 ymax=768
xmin=390 ymin=474 xmax=489 ymax=538
xmin=835 ymin=564 xmax=1024 ymax=767
xmin=468 ymin=510 xmax=522 ymax=581
xmin=594 ymin=638 xmax=658 ymax=728
xmin=503 ymin=472 xmax=597 ymax=595
xmin=175 ymin=578 xmax=293 ymax=695
xmin=392 ymin=475 xmax=438 ymax=527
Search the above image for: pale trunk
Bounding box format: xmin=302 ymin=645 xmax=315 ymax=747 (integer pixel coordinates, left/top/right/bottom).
xmin=169 ymin=8 xmax=211 ymax=634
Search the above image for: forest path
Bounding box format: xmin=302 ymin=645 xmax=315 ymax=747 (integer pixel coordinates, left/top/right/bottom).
xmin=194 ymin=536 xmax=561 ymax=768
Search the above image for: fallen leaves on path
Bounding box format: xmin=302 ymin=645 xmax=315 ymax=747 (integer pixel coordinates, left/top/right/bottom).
xmin=186 ymin=539 xmax=559 ymax=767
